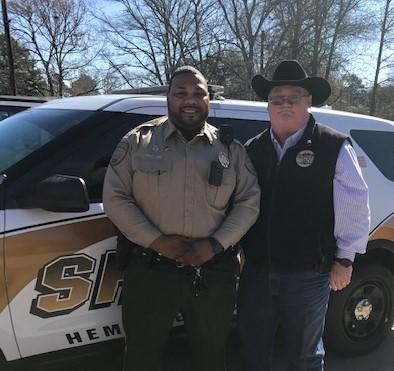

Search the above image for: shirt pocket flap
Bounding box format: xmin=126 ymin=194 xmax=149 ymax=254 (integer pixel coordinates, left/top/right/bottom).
xmin=134 ymin=156 xmax=171 ymax=173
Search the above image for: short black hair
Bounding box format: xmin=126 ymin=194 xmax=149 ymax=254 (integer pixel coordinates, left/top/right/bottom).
xmin=168 ymin=65 xmax=207 ymax=90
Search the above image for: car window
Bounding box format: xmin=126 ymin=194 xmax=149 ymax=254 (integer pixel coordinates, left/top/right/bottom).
xmin=350 ymin=129 xmax=394 ymax=181
xmin=209 ymin=117 xmax=269 ymax=143
xmin=52 ymin=112 xmax=159 ymax=202
xmin=0 ymin=105 xmax=27 ymax=121
xmin=0 ymin=109 xmax=94 ymax=173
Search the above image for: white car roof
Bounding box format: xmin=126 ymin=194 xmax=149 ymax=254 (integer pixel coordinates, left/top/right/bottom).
xmin=34 ymin=95 xmax=266 ymax=112
xmin=33 ymin=94 xmax=394 ymax=130
xmin=35 ymin=95 xmax=166 ymax=111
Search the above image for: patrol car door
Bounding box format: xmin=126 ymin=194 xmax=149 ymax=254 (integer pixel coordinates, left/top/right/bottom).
xmin=0 ymin=174 xmax=21 ymax=364
xmin=1 ymin=109 xmax=121 ymax=364
xmin=2 ymin=109 xmax=160 ymax=365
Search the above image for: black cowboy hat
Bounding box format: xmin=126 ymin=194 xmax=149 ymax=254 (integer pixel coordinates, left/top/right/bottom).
xmin=251 ymin=60 xmax=331 ymax=106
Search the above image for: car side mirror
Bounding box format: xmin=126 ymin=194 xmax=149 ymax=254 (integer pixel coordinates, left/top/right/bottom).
xmin=18 ymin=174 xmax=90 ymax=212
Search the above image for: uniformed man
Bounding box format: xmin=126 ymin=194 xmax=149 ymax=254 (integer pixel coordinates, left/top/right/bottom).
xmin=103 ymin=66 xmax=260 ymax=371
xmin=238 ymin=60 xmax=370 ymax=371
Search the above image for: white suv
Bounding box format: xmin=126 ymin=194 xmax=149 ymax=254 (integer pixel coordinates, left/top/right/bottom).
xmin=0 ymin=94 xmax=393 ymax=370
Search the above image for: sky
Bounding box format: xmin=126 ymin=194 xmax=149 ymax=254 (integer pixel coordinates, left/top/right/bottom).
xmin=93 ymin=0 xmax=386 ymax=88
xmin=1 ymin=0 xmax=386 ymax=89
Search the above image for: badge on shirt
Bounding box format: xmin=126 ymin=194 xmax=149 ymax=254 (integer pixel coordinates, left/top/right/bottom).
xmin=219 ymin=152 xmax=230 ymax=168
xmin=296 ymin=150 xmax=315 ymax=168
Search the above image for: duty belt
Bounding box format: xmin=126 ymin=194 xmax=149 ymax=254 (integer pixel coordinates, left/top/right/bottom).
xmin=132 ymin=246 xmax=237 ymax=296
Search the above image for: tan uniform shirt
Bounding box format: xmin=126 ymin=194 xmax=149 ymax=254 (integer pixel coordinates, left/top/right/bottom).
xmin=103 ymin=117 xmax=260 ymax=250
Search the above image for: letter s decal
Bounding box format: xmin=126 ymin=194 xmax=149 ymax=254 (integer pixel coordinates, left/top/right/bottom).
xmin=30 ymin=254 xmax=95 ymax=318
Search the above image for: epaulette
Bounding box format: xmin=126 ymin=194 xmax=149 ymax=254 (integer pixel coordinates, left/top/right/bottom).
xmin=134 ymin=116 xmax=168 ymax=135
xmin=121 ymin=116 xmax=167 ymax=141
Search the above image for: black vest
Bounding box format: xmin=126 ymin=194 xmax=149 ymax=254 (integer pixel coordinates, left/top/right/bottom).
xmin=242 ymin=115 xmax=347 ymax=271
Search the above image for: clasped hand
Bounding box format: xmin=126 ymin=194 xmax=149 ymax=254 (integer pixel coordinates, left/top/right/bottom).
xmin=149 ymin=235 xmax=215 ymax=266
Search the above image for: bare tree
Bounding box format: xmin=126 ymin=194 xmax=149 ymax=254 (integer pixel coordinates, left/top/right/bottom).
xmin=96 ymin=0 xmax=222 ymax=87
xmin=9 ymin=0 xmax=94 ymax=96
xmin=310 ymin=0 xmax=334 ymax=75
xmin=216 ymin=0 xmax=279 ymax=97
xmin=268 ymin=0 xmax=366 ymax=80
xmin=370 ymin=0 xmax=394 ymax=116
xmin=323 ymin=0 xmax=367 ymax=79
xmin=267 ymin=0 xmax=314 ymax=67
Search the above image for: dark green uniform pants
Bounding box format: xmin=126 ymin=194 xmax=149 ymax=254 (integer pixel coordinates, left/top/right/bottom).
xmin=122 ymin=253 xmax=238 ymax=371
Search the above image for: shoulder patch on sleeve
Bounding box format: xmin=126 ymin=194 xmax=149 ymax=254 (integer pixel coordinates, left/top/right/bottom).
xmin=110 ymin=140 xmax=130 ymax=167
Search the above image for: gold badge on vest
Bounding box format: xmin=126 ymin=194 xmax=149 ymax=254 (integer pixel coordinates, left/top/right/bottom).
xmin=296 ymin=150 xmax=315 ymax=168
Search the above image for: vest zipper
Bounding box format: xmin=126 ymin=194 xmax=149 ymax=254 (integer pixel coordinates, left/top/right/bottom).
xmin=266 ymin=160 xmax=281 ymax=269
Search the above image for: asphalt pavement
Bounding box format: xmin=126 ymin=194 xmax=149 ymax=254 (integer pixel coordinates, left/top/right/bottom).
xmin=164 ymin=324 xmax=394 ymax=371
xmin=324 ymin=325 xmax=394 ymax=371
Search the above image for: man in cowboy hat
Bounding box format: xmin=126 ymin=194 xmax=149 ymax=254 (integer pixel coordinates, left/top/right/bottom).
xmin=238 ymin=60 xmax=370 ymax=371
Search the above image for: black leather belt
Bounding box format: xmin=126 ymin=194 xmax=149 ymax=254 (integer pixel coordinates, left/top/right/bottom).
xmin=132 ymin=246 xmax=194 ymax=273
xmin=132 ymin=246 xmax=239 ymax=296
xmin=132 ymin=246 xmax=238 ymax=272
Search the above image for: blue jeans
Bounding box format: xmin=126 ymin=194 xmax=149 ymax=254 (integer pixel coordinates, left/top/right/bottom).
xmin=237 ymin=263 xmax=330 ymax=371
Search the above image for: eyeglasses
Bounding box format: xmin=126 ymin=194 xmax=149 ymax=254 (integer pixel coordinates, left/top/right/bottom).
xmin=268 ymin=94 xmax=310 ymax=106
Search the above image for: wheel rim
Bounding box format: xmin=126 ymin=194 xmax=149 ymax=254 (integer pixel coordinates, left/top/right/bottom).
xmin=343 ymin=278 xmax=391 ymax=341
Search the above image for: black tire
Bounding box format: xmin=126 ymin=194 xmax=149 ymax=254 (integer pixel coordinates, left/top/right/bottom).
xmin=324 ymin=264 xmax=394 ymax=356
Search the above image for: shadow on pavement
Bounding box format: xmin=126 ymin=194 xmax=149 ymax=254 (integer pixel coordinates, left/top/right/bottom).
xmin=164 ymin=325 xmax=394 ymax=371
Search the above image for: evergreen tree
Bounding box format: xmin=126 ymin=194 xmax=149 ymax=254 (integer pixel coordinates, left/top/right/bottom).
xmin=0 ymin=34 xmax=47 ymax=96
xmin=65 ymin=73 xmax=99 ymax=96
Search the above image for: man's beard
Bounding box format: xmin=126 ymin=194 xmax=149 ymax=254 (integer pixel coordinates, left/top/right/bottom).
xmin=168 ymin=107 xmax=208 ymax=132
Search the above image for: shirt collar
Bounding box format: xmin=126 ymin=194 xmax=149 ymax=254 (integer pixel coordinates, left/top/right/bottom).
xmin=164 ymin=118 xmax=214 ymax=144
xmin=163 ymin=119 xmax=178 ymax=141
xmin=270 ymin=123 xmax=307 ymax=149
xmin=201 ymin=122 xmax=215 ymax=144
